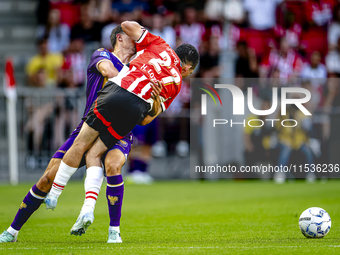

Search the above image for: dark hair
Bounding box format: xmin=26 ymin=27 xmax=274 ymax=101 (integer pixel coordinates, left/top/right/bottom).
xmin=37 ymin=36 xmax=48 ymax=45
xmin=110 ymin=25 xmax=124 ymax=49
xmin=175 ymin=44 xmax=199 ymax=69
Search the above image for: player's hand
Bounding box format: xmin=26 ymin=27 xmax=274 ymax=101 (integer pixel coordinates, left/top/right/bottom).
xmin=149 ymin=80 xmax=163 ymax=117
xmin=150 ymin=80 xmax=163 ymax=99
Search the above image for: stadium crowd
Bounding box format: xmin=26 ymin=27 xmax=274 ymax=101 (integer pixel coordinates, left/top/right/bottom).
xmin=23 ymin=0 xmax=340 ymax=179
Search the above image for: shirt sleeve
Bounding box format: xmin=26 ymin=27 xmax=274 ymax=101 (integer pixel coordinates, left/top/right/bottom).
xmin=88 ymin=48 xmax=114 ymax=71
xmin=135 ymin=29 xmax=162 ymax=52
xmin=160 ymin=89 xmax=179 ymax=112
xmin=161 ymin=97 xmax=174 ymax=112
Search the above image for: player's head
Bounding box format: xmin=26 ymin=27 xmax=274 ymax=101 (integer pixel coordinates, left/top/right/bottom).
xmin=110 ymin=25 xmax=136 ymax=56
xmin=175 ymin=44 xmax=200 ymax=78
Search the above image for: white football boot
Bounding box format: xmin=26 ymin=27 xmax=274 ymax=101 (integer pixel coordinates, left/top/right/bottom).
xmin=107 ymin=230 xmax=122 ymax=243
xmin=44 ymin=194 xmax=58 ymax=210
xmin=0 ymin=231 xmax=17 ymax=243
xmin=70 ymin=210 xmax=94 ymax=236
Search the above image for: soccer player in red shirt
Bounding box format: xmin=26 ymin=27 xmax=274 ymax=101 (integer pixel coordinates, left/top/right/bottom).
xmin=45 ymin=21 xmax=199 ymax=243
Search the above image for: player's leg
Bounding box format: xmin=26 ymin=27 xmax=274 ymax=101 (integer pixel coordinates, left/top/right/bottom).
xmin=104 ymin=137 xmax=132 ymax=243
xmin=127 ymin=124 xmax=156 ymax=184
xmin=71 ymin=133 xmax=132 ymax=238
xmin=45 ymin=122 xmax=99 ymax=209
xmin=0 ymin=158 xmax=61 ymax=243
xmin=127 ymin=144 xmax=153 ymax=184
xmin=45 ymin=84 xmax=132 ymax=207
xmin=105 ymin=150 xmax=126 ymax=243
xmin=70 ymin=137 xmax=108 ymax=236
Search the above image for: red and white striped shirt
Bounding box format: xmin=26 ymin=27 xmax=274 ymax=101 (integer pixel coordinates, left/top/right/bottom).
xmin=109 ymin=30 xmax=183 ymax=112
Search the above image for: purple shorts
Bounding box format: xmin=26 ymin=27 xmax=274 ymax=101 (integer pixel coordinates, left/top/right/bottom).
xmin=52 ymin=130 xmax=133 ymax=165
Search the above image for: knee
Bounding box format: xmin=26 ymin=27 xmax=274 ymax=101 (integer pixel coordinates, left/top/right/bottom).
xmin=37 ymin=174 xmax=54 ymax=193
xmin=105 ymin=159 xmax=122 ymax=176
xmin=85 ymin=150 xmax=102 ymax=165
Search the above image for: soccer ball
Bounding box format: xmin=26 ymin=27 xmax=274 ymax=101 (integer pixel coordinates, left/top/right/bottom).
xmin=299 ymin=207 xmax=331 ymax=238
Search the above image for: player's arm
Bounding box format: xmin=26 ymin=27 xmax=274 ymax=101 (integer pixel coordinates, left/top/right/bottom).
xmin=97 ymin=60 xmax=119 ymax=78
xmin=139 ymin=81 xmax=163 ymax=125
xmin=121 ymin=21 xmax=144 ymax=41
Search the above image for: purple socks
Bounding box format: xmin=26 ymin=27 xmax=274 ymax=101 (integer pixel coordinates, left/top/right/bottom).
xmin=106 ymin=175 xmax=124 ymax=227
xmin=11 ymin=184 xmax=47 ymax=230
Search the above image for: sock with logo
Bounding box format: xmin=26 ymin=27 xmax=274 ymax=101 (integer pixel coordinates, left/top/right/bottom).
xmin=106 ymin=175 xmax=124 ymax=227
xmin=10 ymin=184 xmax=47 ymax=233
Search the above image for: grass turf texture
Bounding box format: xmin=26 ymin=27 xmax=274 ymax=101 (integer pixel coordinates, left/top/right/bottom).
xmin=0 ymin=180 xmax=339 ymax=255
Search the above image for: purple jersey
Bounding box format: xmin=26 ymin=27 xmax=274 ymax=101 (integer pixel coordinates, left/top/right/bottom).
xmin=53 ymin=48 xmax=132 ymax=159
xmin=78 ymin=48 xmax=125 ymax=133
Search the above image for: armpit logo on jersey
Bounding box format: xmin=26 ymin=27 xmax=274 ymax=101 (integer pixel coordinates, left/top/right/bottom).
xmin=199 ymin=84 xmax=312 ymax=128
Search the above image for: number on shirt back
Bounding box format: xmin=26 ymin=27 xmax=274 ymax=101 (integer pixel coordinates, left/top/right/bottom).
xmin=149 ymin=50 xmax=181 ymax=86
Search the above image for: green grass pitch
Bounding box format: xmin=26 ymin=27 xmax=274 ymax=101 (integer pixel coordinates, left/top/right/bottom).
xmin=0 ymin=180 xmax=339 ymax=254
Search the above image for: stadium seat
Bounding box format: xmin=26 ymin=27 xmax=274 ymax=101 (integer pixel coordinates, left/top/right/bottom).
xmin=245 ymin=29 xmax=274 ymax=57
xmin=285 ymin=0 xmax=306 ymax=25
xmin=300 ymin=28 xmax=328 ymax=61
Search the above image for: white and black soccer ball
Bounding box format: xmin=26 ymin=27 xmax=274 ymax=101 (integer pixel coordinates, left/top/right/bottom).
xmin=299 ymin=207 xmax=331 ymax=238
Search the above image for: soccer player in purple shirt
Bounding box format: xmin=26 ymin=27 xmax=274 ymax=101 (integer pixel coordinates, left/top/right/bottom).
xmin=0 ymin=25 xmax=160 ymax=243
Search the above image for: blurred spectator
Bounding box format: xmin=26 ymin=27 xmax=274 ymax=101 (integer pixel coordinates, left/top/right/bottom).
xmin=235 ymin=41 xmax=258 ymax=79
xmin=223 ymin=0 xmax=245 ymax=24
xmin=101 ymin=22 xmax=118 ymax=50
xmin=204 ymin=0 xmax=224 ymax=21
xmin=36 ymin=9 xmax=70 ymax=53
xmin=88 ymin=0 xmax=111 ymax=23
xmin=243 ymin=0 xmax=283 ymax=30
xmin=275 ymin=11 xmax=302 ymax=49
xmin=328 ymin=5 xmax=340 ymax=51
xmin=150 ymin=13 xmax=176 ymax=49
xmin=258 ymin=67 xmax=282 ymax=101
xmin=322 ymin=77 xmax=339 ymax=143
xmin=300 ymin=51 xmax=327 ymax=88
xmin=175 ymin=7 xmax=205 ymax=50
xmin=305 ymin=0 xmax=335 ymax=27
xmin=53 ymin=93 xmax=79 ymax=150
xmin=199 ymin=35 xmax=220 ymax=78
xmin=26 ymin=38 xmax=64 ymax=87
xmin=325 ymin=74 xmax=340 ymax=105
xmin=101 ymin=12 xmax=134 ymax=50
xmin=244 ymin=99 xmax=277 ymax=166
xmin=203 ymin=22 xmax=225 ymax=52
xmin=326 ymin=37 xmax=340 ymax=75
xmin=36 ymin=0 xmax=50 ymax=25
xmin=49 ymin=0 xmax=81 ymax=28
xmin=59 ymin=38 xmax=87 ymax=88
xmin=157 ymin=79 xmax=190 ymax=156
xmin=24 ymin=101 xmax=54 ymax=154
xmin=204 ymin=0 xmax=245 ymax=23
xmin=111 ymin=0 xmax=148 ymax=21
xmin=274 ymin=104 xmax=315 ymax=182
xmin=260 ymin=37 xmax=303 ymax=79
xmin=71 ymin=4 xmax=103 ymax=42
